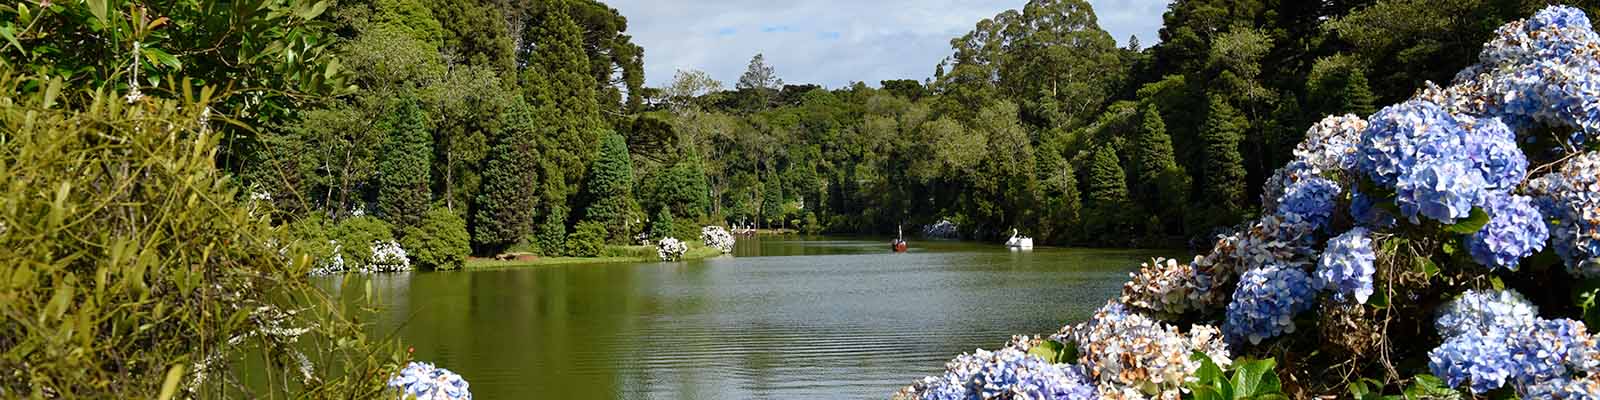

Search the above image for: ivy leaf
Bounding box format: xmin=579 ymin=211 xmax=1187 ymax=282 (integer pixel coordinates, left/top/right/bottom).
xmin=1445 ymin=208 xmax=1490 ymax=234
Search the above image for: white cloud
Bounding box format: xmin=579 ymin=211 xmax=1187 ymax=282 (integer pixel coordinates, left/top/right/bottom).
xmin=606 ymin=0 xmax=1170 ymax=88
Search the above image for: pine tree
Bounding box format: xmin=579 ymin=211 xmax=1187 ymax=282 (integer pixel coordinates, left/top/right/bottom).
xmin=1134 ymin=105 xmax=1191 ymax=236
xmin=535 ymin=159 xmax=569 ymax=256
xmin=471 ymin=99 xmax=540 ymax=253
xmin=1201 ymin=95 xmax=1248 ymax=225
xmin=650 ymin=206 xmax=675 ymax=241
xmin=377 ymin=95 xmax=433 ymax=228
xmin=1084 ymin=144 xmax=1130 ymax=241
xmin=578 ymin=132 xmax=637 ymax=243
xmin=526 ymin=3 xmax=603 ymax=190
xmin=1037 ymin=146 xmax=1080 ymax=243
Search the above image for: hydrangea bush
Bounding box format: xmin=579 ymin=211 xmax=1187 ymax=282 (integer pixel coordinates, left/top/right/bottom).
xmin=657 ymin=237 xmax=688 ymax=261
xmin=701 ymin=225 xmax=736 ymax=253
xmin=388 ymin=361 xmax=472 ymax=400
xmin=899 ymin=6 xmax=1600 ymax=398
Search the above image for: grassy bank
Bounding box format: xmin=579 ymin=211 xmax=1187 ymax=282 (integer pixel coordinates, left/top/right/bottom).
xmin=464 ymin=243 xmax=725 ymax=269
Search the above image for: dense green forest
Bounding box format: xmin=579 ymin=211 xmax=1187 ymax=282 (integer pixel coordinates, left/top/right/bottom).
xmin=224 ymin=0 xmax=1600 ymax=255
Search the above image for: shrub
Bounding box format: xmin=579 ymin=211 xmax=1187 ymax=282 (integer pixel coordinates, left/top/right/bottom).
xmin=402 ymin=208 xmax=471 ymax=270
xmin=332 ymin=215 xmax=396 ymax=269
xmin=0 ymin=75 xmax=398 ymax=397
xmin=565 ymin=221 xmax=607 ymax=257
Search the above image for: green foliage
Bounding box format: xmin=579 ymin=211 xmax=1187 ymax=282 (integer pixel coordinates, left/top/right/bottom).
xmin=565 ymin=221 xmax=607 ymax=257
xmin=1085 ymin=144 xmax=1131 ymax=241
xmin=579 ymin=132 xmax=638 ymax=243
xmin=536 ymin=203 xmax=569 ymax=257
xmin=472 ymin=99 xmax=541 ymax=253
xmin=642 ymin=150 xmax=712 ymax=220
xmin=525 ymin=2 xmax=604 ymax=189
xmin=1186 ymin=352 xmax=1288 ymax=400
xmin=401 ymin=207 xmax=470 ymax=270
xmin=1307 ymin=54 xmax=1377 ymax=117
xmin=1347 ymin=375 xmax=1463 ymax=400
xmin=332 ymin=214 xmax=398 ymax=267
xmin=377 ymin=95 xmax=433 ymax=229
xmin=0 ymin=75 xmax=397 ymax=397
xmin=650 ymin=206 xmax=676 ymax=241
xmin=1201 ymin=95 xmax=1247 ymax=227
xmin=1134 ymin=105 xmax=1191 ymax=235
xmin=1025 ymin=340 xmax=1077 ymax=364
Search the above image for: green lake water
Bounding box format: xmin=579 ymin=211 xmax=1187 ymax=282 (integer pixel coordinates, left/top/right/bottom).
xmin=326 ymin=237 xmax=1172 ymax=399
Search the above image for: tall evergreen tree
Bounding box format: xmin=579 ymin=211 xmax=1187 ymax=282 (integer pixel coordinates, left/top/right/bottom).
xmin=1084 ymin=144 xmax=1130 ymax=241
xmin=1134 ymin=105 xmax=1178 ymax=192
xmin=526 ymin=3 xmax=604 ymax=190
xmin=1201 ymin=95 xmax=1247 ymax=225
xmin=578 ymin=132 xmax=637 ymax=243
xmin=1307 ymin=54 xmax=1376 ymax=117
xmin=471 ymin=99 xmax=540 ymax=253
xmin=1037 ymin=145 xmax=1080 ymax=243
xmin=377 ymin=96 xmax=433 ymax=228
xmin=1134 ymin=105 xmax=1192 ymax=236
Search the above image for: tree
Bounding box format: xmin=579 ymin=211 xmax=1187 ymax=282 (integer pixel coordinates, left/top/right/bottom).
xmin=761 ymin=180 xmax=784 ymax=228
xmin=1306 ymin=54 xmax=1376 ymax=117
xmin=378 ymin=96 xmax=434 ymax=228
xmin=1037 ymin=144 xmax=1081 ymax=243
xmin=1133 ymin=104 xmax=1191 ymax=236
xmin=1201 ymin=95 xmax=1247 ymax=226
xmin=578 ymin=132 xmax=638 ymax=243
xmin=736 ymin=53 xmax=784 ymax=109
xmin=651 ymin=206 xmax=676 ymax=241
xmin=1084 ymin=144 xmax=1131 ymax=241
xmin=665 ymin=69 xmax=725 ymax=113
xmin=471 ymin=99 xmax=540 ymax=253
xmin=525 ymin=3 xmax=604 ymax=189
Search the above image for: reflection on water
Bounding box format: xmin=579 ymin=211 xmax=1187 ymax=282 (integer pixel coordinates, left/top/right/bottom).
xmin=326 ymin=237 xmax=1174 ymax=399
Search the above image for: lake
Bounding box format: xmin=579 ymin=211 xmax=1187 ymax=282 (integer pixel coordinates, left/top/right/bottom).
xmin=329 ymin=237 xmax=1173 ymax=399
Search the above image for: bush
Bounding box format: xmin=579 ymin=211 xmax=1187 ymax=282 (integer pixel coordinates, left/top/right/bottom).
xmin=565 ymin=221 xmax=607 ymax=257
xmin=0 ymin=75 xmax=398 ymax=397
xmin=650 ymin=206 xmax=675 ymax=241
xmin=402 ymin=208 xmax=471 ymax=270
xmin=332 ymin=215 xmax=396 ymax=269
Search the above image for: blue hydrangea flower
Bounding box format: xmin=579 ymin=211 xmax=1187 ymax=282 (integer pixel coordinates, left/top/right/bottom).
xmin=1276 ymin=175 xmax=1342 ymax=231
xmin=1468 ymin=194 xmax=1549 ymax=271
xmin=1461 ymin=116 xmax=1528 ymax=191
xmin=1435 ymin=289 xmax=1539 ymax=340
xmin=1460 ymin=5 xmax=1600 ymax=140
xmin=1358 ymin=100 xmax=1469 ymax=188
xmin=1431 ymin=315 xmax=1600 ymax=397
xmin=388 ymin=362 xmax=472 ymax=400
xmin=1430 ymin=329 xmax=1518 ymax=394
xmin=1224 ymin=264 xmax=1317 ymax=345
xmin=1530 ymin=152 xmax=1600 ymax=276
xmin=909 ymin=347 xmax=1097 ymax=400
xmin=1315 ymin=228 xmax=1376 ymax=304
xmin=1395 ymin=157 xmax=1489 ymax=224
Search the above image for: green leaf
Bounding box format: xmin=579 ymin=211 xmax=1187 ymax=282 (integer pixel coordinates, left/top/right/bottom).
xmin=296 ymin=0 xmax=330 ymax=20
xmin=1369 ymin=289 xmax=1390 ymax=309
xmin=1027 ymin=340 xmax=1065 ymax=363
xmin=1415 ymin=256 xmax=1439 ymax=279
xmin=142 ymin=47 xmax=182 ymax=71
xmin=1491 ymin=276 xmax=1506 ymax=291
xmin=1193 ymin=386 xmax=1226 ymax=400
xmin=1231 ymin=358 xmax=1281 ymax=399
xmin=87 ymin=0 xmax=107 ymax=26
xmin=1191 ymin=351 xmax=1225 ymax=384
xmin=1445 ymin=208 xmax=1491 ymax=234
xmin=0 ymin=23 xmax=21 ymax=52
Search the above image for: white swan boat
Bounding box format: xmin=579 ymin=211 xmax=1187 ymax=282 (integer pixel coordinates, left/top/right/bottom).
xmin=1005 ymin=229 xmax=1034 ymax=250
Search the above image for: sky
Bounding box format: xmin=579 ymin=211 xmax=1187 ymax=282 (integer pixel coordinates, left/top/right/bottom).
xmin=605 ymin=0 xmax=1172 ymax=89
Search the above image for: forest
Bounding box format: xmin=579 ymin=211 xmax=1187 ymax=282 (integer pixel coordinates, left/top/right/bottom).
xmin=221 ymin=0 xmax=1600 ymax=255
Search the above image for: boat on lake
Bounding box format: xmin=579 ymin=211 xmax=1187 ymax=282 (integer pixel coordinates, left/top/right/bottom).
xmin=1005 ymin=229 xmax=1033 ymax=250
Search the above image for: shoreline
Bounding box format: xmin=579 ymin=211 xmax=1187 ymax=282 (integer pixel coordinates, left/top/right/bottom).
xmin=463 ymin=244 xmax=726 ymax=269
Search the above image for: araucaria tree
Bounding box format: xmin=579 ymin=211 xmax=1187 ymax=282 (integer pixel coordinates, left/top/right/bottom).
xmin=378 ymin=95 xmax=434 ymax=228
xmin=579 ymin=132 xmax=637 ymax=243
xmin=472 ymin=99 xmax=541 ymax=253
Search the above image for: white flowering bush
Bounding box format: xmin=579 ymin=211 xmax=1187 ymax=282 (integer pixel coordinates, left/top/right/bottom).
xmin=657 ymin=237 xmax=688 ymax=261
xmin=701 ymin=226 xmax=735 ymax=253
xmin=388 ymin=361 xmax=472 ymax=400
xmin=900 ymin=7 xmax=1600 ymax=398
xmin=366 ymin=240 xmax=412 ymax=273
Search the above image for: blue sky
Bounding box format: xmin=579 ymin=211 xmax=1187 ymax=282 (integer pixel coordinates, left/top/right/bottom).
xmin=606 ymin=0 xmax=1172 ymax=89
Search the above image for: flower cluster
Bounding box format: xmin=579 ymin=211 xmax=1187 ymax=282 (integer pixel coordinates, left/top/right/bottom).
xmin=1121 ymin=258 xmax=1204 ymax=318
xmin=701 ymin=226 xmax=736 ymax=253
xmin=1314 ymin=228 xmax=1376 ymax=304
xmin=1532 ymin=152 xmax=1600 ymax=276
xmin=1447 ymin=6 xmax=1600 ymax=138
xmin=1262 ymin=115 xmax=1366 ymax=211
xmin=1348 ymin=189 xmax=1396 ymax=228
xmin=1275 ymin=174 xmax=1342 ymax=231
xmin=1224 ymin=264 xmax=1317 ymax=345
xmin=367 ymin=240 xmax=412 ymax=273
xmin=901 ymin=345 xmax=1096 ymax=400
xmin=657 ymin=237 xmax=688 ymax=261
xmin=308 ymin=240 xmax=348 ymax=276
xmin=1356 ymin=100 xmax=1529 ymax=225
xmin=1189 ymin=214 xmax=1319 ymax=310
xmin=1429 ymin=290 xmax=1600 ymax=397
xmin=923 ymin=219 xmax=960 ymax=239
xmin=1053 ymin=302 xmax=1230 ymax=398
xmin=388 ymin=361 xmax=472 ymax=400
xmin=1467 ymin=194 xmax=1549 ymax=271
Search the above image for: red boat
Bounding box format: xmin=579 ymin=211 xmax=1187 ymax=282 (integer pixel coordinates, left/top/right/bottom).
xmin=891 ymin=226 xmax=909 ymax=252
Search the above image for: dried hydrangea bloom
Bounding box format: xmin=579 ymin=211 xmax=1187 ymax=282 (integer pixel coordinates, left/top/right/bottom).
xmin=1054 ymin=302 xmax=1230 ymax=399
xmin=1121 ymin=257 xmax=1204 ymax=318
